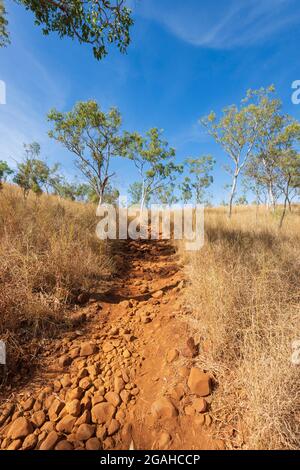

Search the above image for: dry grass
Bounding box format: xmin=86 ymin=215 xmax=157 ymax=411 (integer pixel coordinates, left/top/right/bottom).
xmin=0 ymin=184 xmax=113 ymax=379
xmin=184 ymin=205 xmax=300 ymax=449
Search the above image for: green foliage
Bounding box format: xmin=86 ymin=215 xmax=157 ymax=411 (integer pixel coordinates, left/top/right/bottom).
xmin=184 ymin=155 xmax=215 ymax=204
xmin=201 ymin=86 xmax=276 ymax=216
xmin=0 ymin=1 xmax=9 ymax=47
xmin=0 ymin=159 xmax=13 ymax=188
xmin=126 ymin=128 xmax=182 ymax=209
xmin=179 ymin=177 xmax=193 ymax=204
xmin=155 ymin=182 xmax=178 ymax=206
xmin=48 ymin=101 xmax=128 ymax=203
xmin=13 ymin=142 xmax=59 ymax=198
xmin=235 ymin=195 xmax=248 ymax=205
xmin=14 ymin=0 xmax=133 ymax=59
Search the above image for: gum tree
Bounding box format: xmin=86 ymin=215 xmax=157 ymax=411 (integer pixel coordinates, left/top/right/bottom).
xmin=184 ymin=155 xmax=215 ymax=204
xmin=126 ymin=128 xmax=182 ymax=212
xmin=1 ymin=0 xmax=133 ymax=59
xmin=201 ymin=86 xmax=276 ymax=217
xmin=48 ymin=101 xmax=128 ymax=204
xmin=0 ymin=160 xmax=13 ymax=189
xmin=13 ymin=142 xmax=59 ymax=198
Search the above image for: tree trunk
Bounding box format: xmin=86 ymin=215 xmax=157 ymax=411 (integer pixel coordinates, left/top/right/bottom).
xmin=228 ymin=173 xmax=238 ymax=218
xmin=268 ymin=183 xmax=276 ymax=212
xmin=279 ymin=178 xmax=291 ymax=229
xmin=140 ymin=179 xmax=146 ymax=213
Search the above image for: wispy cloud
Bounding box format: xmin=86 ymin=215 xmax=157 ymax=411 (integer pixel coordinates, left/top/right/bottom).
xmin=0 ymin=33 xmax=68 ymax=167
xmin=137 ymin=0 xmax=300 ymax=49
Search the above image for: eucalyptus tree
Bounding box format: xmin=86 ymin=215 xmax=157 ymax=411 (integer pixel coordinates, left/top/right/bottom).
xmin=48 ymin=101 xmax=128 ymax=204
xmin=201 ymin=86 xmax=276 ymax=217
xmin=0 ymin=160 xmax=13 ymax=189
xmin=126 ymin=128 xmax=182 ymax=212
xmin=184 ymin=155 xmax=215 ymax=204
xmin=13 ymin=142 xmax=59 ymax=198
xmin=1 ymin=0 xmax=134 ymax=59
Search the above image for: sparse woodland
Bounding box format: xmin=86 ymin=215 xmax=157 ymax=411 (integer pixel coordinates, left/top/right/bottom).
xmin=0 ymin=0 xmax=299 ymax=453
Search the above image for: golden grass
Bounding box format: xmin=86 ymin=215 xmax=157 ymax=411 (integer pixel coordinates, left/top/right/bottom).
xmin=184 ymin=205 xmax=300 ymax=449
xmin=0 ymin=184 xmax=112 ymax=380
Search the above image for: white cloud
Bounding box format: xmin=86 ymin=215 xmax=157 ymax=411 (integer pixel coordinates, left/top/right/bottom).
xmin=137 ymin=0 xmax=300 ymax=49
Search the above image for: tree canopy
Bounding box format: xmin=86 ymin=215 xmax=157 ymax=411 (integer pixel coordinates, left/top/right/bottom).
xmin=1 ymin=0 xmax=134 ymax=59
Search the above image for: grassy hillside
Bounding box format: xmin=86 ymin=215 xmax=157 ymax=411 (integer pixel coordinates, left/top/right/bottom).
xmin=0 ymin=184 xmax=113 ymax=380
xmin=185 ymin=206 xmax=300 ymax=449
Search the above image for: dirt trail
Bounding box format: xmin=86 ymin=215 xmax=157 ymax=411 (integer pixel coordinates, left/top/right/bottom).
xmin=0 ymin=239 xmax=218 ymax=450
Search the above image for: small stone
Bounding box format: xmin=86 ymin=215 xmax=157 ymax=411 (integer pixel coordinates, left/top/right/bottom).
xmin=193 ymin=398 xmax=207 ymax=413
xmin=86 ymin=437 xmax=101 ymax=450
xmin=80 ymin=343 xmax=98 ymax=357
xmin=40 ymin=431 xmax=59 ymax=450
xmin=22 ymin=397 xmax=35 ymax=411
xmin=66 ymin=399 xmax=81 ymax=417
xmin=55 ymin=440 xmax=74 ymax=450
xmin=69 ymin=387 xmax=84 ymax=401
xmin=56 ymin=415 xmax=77 ymax=434
xmin=152 ymin=290 xmax=163 ymax=299
xmin=48 ymin=399 xmax=65 ymax=421
xmin=105 ymin=391 xmax=121 ymax=407
xmin=91 ymin=403 xmax=116 ymax=425
xmin=75 ymin=410 xmax=91 ymax=426
xmin=31 ymin=411 xmax=46 ymax=428
xmin=76 ymin=424 xmax=95 ymax=441
xmin=96 ymin=425 xmax=107 ymax=441
xmin=123 ymin=349 xmax=131 ymax=359
xmin=114 ymin=377 xmax=125 ymax=393
xmin=107 ymin=419 xmax=120 ymax=436
xmin=22 ymin=433 xmax=38 ymax=450
xmin=187 ymin=368 xmax=211 ymax=397
xmin=8 ymin=417 xmax=33 ymax=440
xmin=166 ymin=349 xmax=179 ymax=363
xmin=120 ymin=390 xmax=130 ymax=404
xmin=79 ymin=377 xmax=92 ymax=391
xmin=102 ymin=342 xmax=115 ymax=353
xmin=151 ymin=398 xmax=178 ymax=419
xmin=7 ymin=439 xmax=22 ymax=450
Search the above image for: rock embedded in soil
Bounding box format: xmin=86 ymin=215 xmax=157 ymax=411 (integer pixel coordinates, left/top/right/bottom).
xmin=80 ymin=342 xmax=98 ymax=357
xmin=166 ymin=348 xmax=179 ymax=363
xmin=151 ymin=397 xmax=178 ymax=419
xmin=86 ymin=437 xmax=101 ymax=450
xmin=76 ymin=423 xmax=95 ymax=441
xmin=56 ymin=415 xmax=77 ymax=434
xmin=55 ymin=440 xmax=74 ymax=450
xmin=39 ymin=431 xmax=59 ymax=450
xmin=91 ymin=403 xmax=116 ymax=425
xmin=22 ymin=433 xmax=38 ymax=450
xmin=187 ymin=368 xmax=211 ymax=397
xmin=7 ymin=417 xmax=33 ymax=440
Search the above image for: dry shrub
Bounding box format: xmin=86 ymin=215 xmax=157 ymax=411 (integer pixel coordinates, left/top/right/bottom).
xmin=185 ymin=206 xmax=300 ymax=449
xmin=0 ymin=184 xmax=113 ymax=378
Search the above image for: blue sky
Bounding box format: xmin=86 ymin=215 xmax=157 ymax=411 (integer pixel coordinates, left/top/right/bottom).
xmin=1 ymin=0 xmax=300 ymax=203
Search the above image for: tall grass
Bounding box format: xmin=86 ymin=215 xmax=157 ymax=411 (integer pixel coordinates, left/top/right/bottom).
xmin=0 ymin=184 xmax=112 ymax=379
xmin=185 ymin=206 xmax=300 ymax=449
